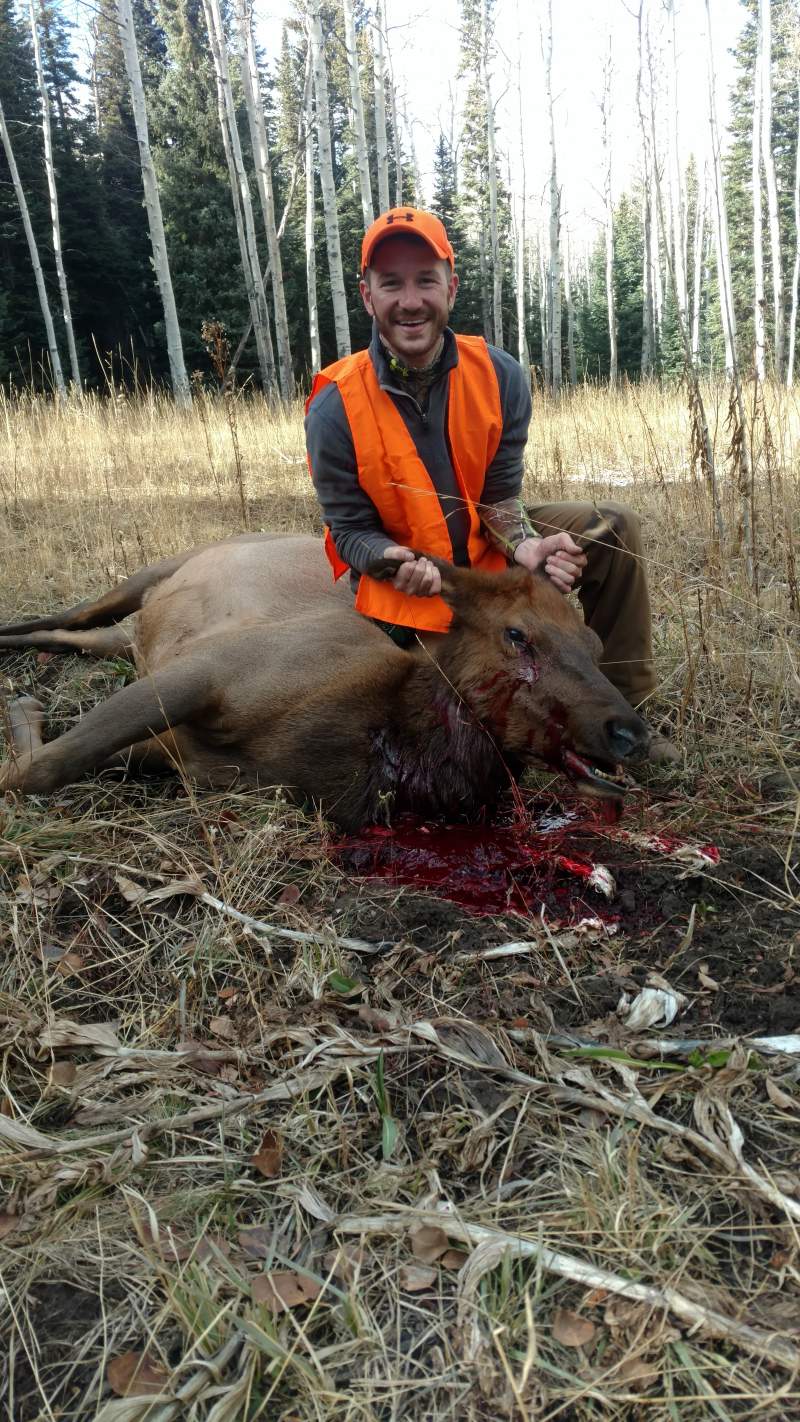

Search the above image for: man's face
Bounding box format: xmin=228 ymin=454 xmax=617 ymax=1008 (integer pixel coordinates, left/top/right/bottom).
xmin=360 ymin=236 xmax=459 ymax=368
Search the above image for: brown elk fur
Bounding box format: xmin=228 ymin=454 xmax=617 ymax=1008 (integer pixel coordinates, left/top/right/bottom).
xmin=0 ymin=534 xmax=649 ymax=829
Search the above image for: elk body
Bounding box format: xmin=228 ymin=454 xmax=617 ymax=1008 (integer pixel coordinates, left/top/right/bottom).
xmin=0 ymin=535 xmax=649 ymax=830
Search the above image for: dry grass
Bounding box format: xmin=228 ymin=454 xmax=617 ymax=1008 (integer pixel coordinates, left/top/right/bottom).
xmin=0 ymin=379 xmax=799 ymax=1420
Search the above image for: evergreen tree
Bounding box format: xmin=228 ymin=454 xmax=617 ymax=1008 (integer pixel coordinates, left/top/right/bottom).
xmin=0 ymin=0 xmax=51 ymax=382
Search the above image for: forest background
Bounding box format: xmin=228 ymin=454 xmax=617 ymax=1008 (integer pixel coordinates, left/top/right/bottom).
xmin=1 ymin=0 xmax=798 ymax=398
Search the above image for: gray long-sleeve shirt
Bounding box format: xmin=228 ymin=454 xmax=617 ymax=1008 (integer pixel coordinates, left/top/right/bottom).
xmin=305 ymin=324 xmax=534 ymax=576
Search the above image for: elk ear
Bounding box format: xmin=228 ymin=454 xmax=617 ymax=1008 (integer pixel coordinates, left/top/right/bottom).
xmin=426 ymin=556 xmax=474 ymax=607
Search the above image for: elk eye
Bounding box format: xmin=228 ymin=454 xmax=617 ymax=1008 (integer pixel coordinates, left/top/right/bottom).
xmin=505 ymin=627 xmax=529 ymax=647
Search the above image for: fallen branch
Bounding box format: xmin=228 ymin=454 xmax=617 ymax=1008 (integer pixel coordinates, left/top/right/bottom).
xmin=336 ymin=1208 xmax=800 ymax=1372
xmin=198 ymin=891 xmax=390 ymax=955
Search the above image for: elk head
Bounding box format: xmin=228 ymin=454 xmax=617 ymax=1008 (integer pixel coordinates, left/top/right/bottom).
xmin=429 ymin=561 xmax=651 ymax=799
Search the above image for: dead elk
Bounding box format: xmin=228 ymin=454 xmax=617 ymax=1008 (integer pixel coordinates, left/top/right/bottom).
xmin=0 ymin=534 xmax=650 ymax=830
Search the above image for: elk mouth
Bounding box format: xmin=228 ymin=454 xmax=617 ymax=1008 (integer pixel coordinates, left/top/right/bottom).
xmin=561 ymin=748 xmax=628 ymax=798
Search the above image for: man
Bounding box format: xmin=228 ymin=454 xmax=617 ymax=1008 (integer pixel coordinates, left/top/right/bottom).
xmin=305 ymin=206 xmax=676 ymax=763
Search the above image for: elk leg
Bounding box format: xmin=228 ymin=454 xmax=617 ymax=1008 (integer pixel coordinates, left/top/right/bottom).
xmin=6 ymin=696 xmax=46 ymax=760
xmin=0 ymin=662 xmax=216 ymax=795
xmin=0 ymin=626 xmax=136 ymax=660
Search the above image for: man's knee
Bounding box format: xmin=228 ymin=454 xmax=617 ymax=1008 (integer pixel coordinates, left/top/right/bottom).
xmin=598 ymin=501 xmax=642 ymax=551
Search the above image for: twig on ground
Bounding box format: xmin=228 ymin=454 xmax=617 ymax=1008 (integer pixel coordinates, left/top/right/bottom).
xmin=336 ymin=1209 xmax=800 ymax=1372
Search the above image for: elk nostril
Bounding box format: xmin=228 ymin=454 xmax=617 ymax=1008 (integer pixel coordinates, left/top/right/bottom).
xmin=606 ymin=720 xmax=644 ymax=760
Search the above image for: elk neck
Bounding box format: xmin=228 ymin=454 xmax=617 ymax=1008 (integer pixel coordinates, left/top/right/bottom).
xmin=364 ymin=651 xmax=520 ymax=822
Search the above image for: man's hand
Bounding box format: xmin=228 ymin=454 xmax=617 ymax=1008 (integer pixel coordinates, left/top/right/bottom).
xmin=382 ymin=545 xmax=442 ymax=598
xmin=514 ymin=533 xmax=587 ymax=594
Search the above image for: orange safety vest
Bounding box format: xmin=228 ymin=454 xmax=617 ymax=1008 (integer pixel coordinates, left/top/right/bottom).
xmin=306 ymin=334 xmax=508 ymax=632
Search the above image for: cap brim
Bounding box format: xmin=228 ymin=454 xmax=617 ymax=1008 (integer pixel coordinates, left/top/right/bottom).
xmin=362 ymin=232 xmax=452 ymax=271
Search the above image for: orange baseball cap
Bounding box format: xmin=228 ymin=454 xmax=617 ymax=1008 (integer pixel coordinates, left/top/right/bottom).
xmin=361 ymin=207 xmax=455 ymax=274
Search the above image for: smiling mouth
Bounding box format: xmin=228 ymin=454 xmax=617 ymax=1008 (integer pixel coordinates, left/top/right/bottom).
xmin=561 ymin=748 xmax=628 ymax=798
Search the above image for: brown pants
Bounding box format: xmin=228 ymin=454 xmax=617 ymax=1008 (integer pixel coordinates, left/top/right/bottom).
xmin=528 ymin=500 xmax=655 ymax=708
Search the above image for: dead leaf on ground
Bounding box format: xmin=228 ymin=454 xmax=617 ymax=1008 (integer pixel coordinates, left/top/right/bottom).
xmin=107 ymin=1351 xmax=170 ymax=1398
xmin=766 ymin=1077 xmax=798 ymax=1111
xmin=0 ymin=1213 xmax=20 ymax=1239
xmin=277 ymin=883 xmax=301 ymax=906
xmin=115 ymin=873 xmax=205 ymax=907
xmin=357 ymin=1005 xmax=398 ymax=1032
xmin=252 ymin=1270 xmax=322 ymax=1313
xmin=440 ymin=1249 xmax=468 ymax=1270
xmin=54 ymin=952 xmax=85 ymax=978
xmin=250 ymin=1128 xmax=283 ymax=1178
xmin=209 ymin=1015 xmax=236 ymax=1041
xmin=552 ymin=1308 xmax=596 ymax=1349
xmin=399 ymin=1264 xmax=437 ymax=1291
xmin=697 ymin=963 xmax=720 ymax=991
xmin=617 ymin=1357 xmax=659 ymax=1386
xmin=410 ymin=1223 xmax=450 ymax=1264
xmin=218 ymin=985 xmax=238 ymax=1001
xmin=49 ymin=1062 xmax=77 ymax=1088
xmin=141 ymin=1220 xmax=231 ymax=1265
xmin=239 ymin=1226 xmax=272 ymax=1259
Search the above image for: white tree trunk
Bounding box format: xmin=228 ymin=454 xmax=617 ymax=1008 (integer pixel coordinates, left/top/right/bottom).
xmin=303 ymin=46 xmax=320 ymax=373
xmin=515 ymin=53 xmax=529 ymax=371
xmin=116 ymin=0 xmax=190 ymax=404
xmin=543 ymin=0 xmax=561 ymax=392
xmin=636 ymin=3 xmax=654 ymax=375
xmin=235 ymin=0 xmax=293 ymax=397
xmin=602 ymin=41 xmax=617 ymax=385
xmin=787 ymin=77 xmax=800 ymax=388
xmin=385 ymin=6 xmax=403 ymax=207
xmin=564 ymin=226 xmax=576 ymax=387
xmin=29 ymin=0 xmax=80 ymax=389
xmin=666 ymin=0 xmax=687 ymax=319
xmin=372 ymin=0 xmax=390 ymax=213
xmin=307 ymin=0 xmax=351 ymax=357
xmin=691 ymin=161 xmax=707 ymax=365
xmin=481 ymin=0 xmax=502 ymax=347
xmin=752 ymin=9 xmax=766 ymax=381
xmin=538 ymin=234 xmax=549 ymax=385
xmin=203 ymin=0 xmax=276 ymax=392
xmin=0 ymin=95 xmax=66 ymax=396
xmin=706 ymin=0 xmax=753 ymax=575
xmin=342 ymin=0 xmax=373 ymax=226
xmin=760 ymin=0 xmax=784 ymax=378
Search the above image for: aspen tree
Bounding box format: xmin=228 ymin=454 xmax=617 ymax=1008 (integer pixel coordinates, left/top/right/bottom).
xmin=788 ymin=76 xmax=800 ymax=387
xmin=514 ymin=38 xmax=529 ymax=370
xmin=665 ymin=0 xmax=687 ymax=319
xmin=760 ymin=0 xmax=784 ymax=376
xmin=235 ymin=0 xmax=292 ymax=397
xmin=564 ymin=227 xmax=577 ymax=387
xmin=302 ymin=46 xmax=321 ymax=373
xmin=601 ymin=38 xmax=617 ymax=386
xmin=636 ymin=1 xmax=654 ymax=374
xmin=342 ymin=0 xmax=373 ymax=226
xmin=0 ymin=95 xmax=66 ymax=396
xmin=307 ymin=0 xmax=350 ymax=357
xmin=691 ymin=162 xmax=707 ymax=365
xmin=115 ymin=0 xmax=190 ymax=404
xmin=480 ymin=0 xmax=502 ymax=346
xmin=543 ymin=0 xmax=561 ymax=391
xmin=752 ymin=6 xmax=766 ymax=380
xmin=372 ymin=0 xmax=390 ymax=212
xmin=202 ymin=0 xmax=276 ymax=393
xmin=29 ymin=0 xmax=80 ymax=389
xmin=706 ymin=0 xmax=753 ymax=575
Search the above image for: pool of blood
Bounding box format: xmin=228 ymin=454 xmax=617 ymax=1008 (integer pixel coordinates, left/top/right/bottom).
xmin=337 ymin=797 xmax=625 ymax=920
